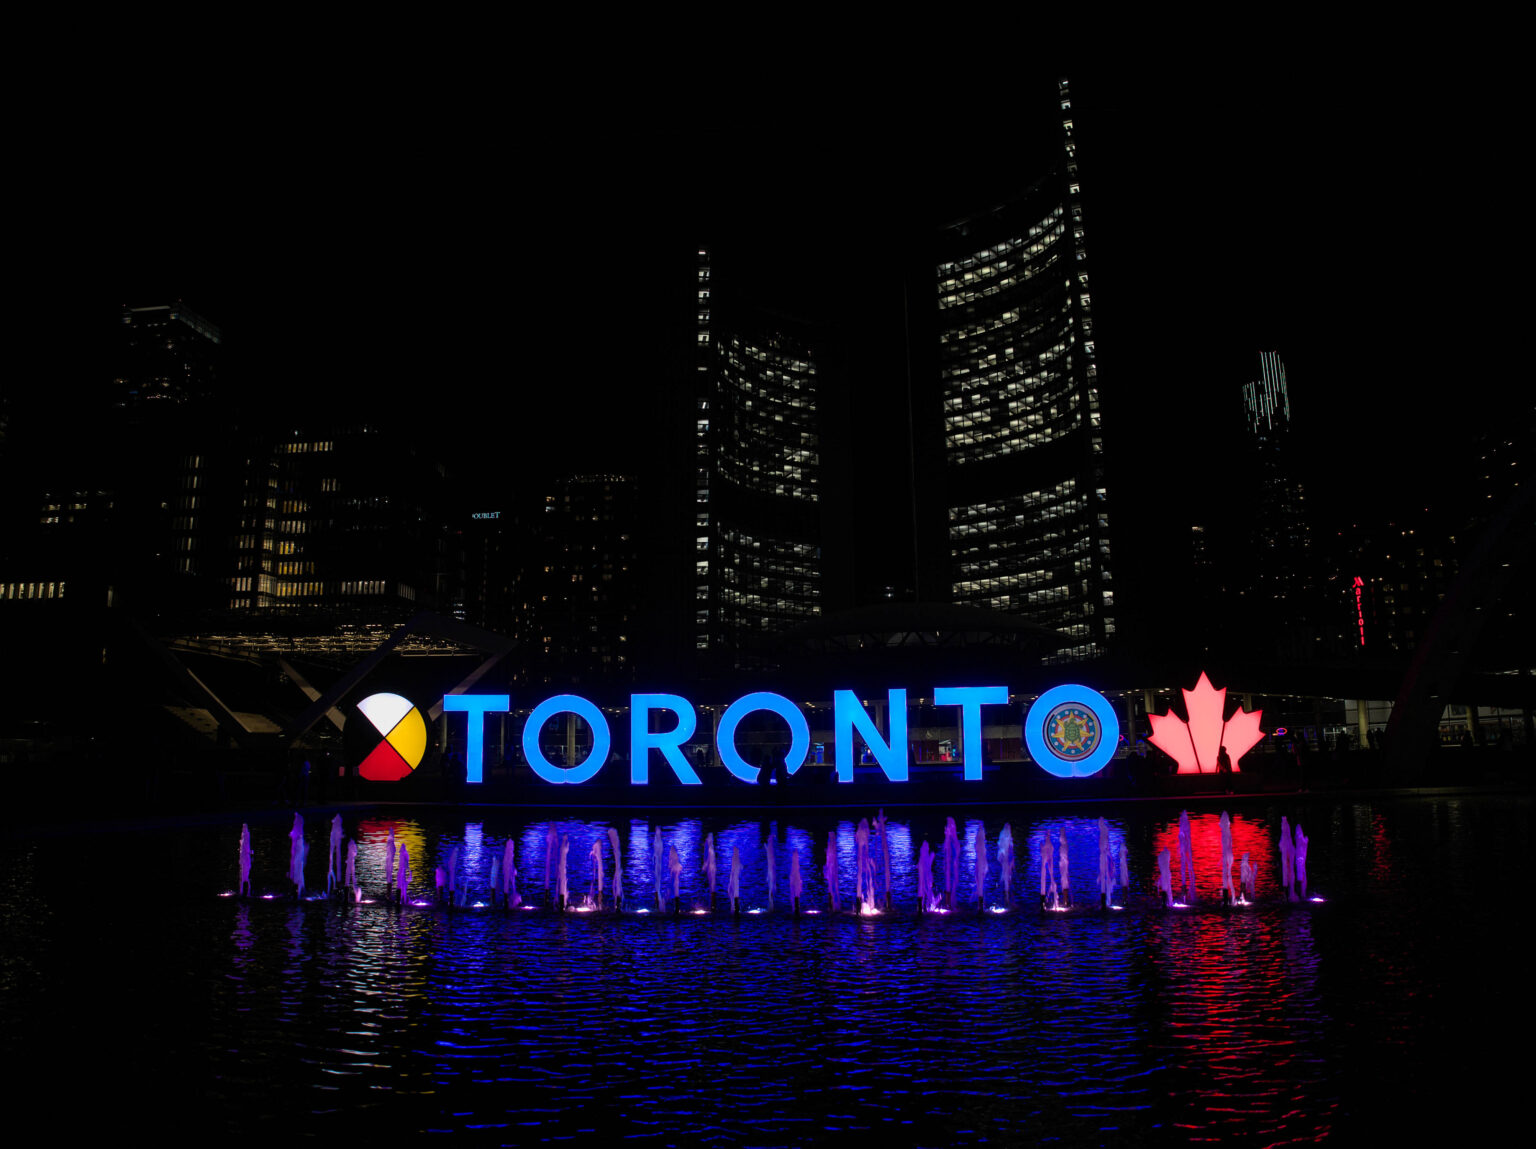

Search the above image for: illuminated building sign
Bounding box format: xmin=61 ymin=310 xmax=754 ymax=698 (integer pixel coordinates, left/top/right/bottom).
xmin=471 ymin=511 xmax=501 ymax=519
xmin=418 ymin=683 xmax=1136 ymax=786
xmin=1146 ymin=672 xmax=1264 ymax=774
xmin=1353 ymin=575 xmax=1366 ymax=646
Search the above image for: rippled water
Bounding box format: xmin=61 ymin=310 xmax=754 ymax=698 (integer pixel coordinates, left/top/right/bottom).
xmin=1 ymin=795 xmax=1526 ymax=1145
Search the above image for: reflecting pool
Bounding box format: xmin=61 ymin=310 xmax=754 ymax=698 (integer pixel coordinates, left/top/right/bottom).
xmin=1 ymin=795 xmax=1526 ymax=1144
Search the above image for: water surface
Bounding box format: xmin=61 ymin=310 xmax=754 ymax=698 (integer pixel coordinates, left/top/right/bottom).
xmin=1 ymin=796 xmax=1523 ymax=1144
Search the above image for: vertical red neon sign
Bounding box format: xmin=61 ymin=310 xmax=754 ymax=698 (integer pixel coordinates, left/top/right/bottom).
xmin=1353 ymin=576 xmax=1365 ymax=646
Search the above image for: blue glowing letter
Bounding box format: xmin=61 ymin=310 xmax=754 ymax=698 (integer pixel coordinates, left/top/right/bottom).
xmin=442 ymin=693 xmax=509 ymax=784
xmin=716 ymin=692 xmax=810 ymax=783
xmin=521 ymin=694 xmax=611 ymax=784
xmin=1024 ymin=684 xmax=1120 ymax=779
xmin=833 ymin=689 xmax=908 ymax=782
xmin=630 ymin=694 xmax=701 ymax=785
xmin=933 ymin=686 xmax=1009 ymax=781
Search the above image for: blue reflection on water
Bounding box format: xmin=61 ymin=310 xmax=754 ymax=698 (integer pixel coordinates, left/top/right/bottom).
xmin=2 ymin=796 xmax=1527 ymax=1143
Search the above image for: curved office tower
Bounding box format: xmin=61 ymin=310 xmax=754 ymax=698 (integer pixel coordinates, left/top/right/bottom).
xmin=937 ymin=78 xmax=1113 ymax=662
xmin=705 ymin=318 xmax=823 ymax=656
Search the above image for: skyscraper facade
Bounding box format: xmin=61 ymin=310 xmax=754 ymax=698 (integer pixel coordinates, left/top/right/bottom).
xmin=690 ymin=267 xmax=824 ymax=660
xmin=113 ymin=302 xmax=222 ymax=409
xmin=711 ymin=322 xmax=822 ymax=648
xmin=691 ymin=248 xmax=714 ymax=653
xmin=934 ymin=78 xmax=1113 ymax=662
xmin=1242 ymin=351 xmax=1312 ymax=610
xmin=527 ymin=474 xmax=641 ymax=685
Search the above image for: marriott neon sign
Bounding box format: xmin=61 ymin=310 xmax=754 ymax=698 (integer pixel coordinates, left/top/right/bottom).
xmin=441 ymin=684 xmax=1123 ymax=785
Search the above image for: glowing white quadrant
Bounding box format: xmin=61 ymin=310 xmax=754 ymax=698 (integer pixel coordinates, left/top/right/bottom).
xmin=357 ymin=692 xmax=427 ymax=774
xmin=358 ymin=693 xmax=414 ymax=735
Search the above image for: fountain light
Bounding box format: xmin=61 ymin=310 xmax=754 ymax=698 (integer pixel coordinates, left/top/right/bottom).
xmin=989 ymin=907 xmax=1008 ymax=915
xmin=691 ymin=908 xmax=707 ymax=915
xmin=261 ymin=894 xmax=276 ymax=900
xmin=805 ymin=909 xmax=821 ymax=915
xmin=360 ymin=899 xmax=376 ymax=905
xmin=574 ymin=905 xmax=595 ymax=913
xmin=412 ymin=900 xmax=430 ymax=907
xmin=1310 ymin=896 xmax=1326 ymax=903
xmin=636 ymin=908 xmax=650 ymax=914
xmin=520 ymin=905 xmax=536 ymax=911
xmin=472 ymin=902 xmax=486 ymax=908
xmin=747 ymin=908 xmax=764 ymax=915
xmin=219 ymin=891 xmax=235 ymax=898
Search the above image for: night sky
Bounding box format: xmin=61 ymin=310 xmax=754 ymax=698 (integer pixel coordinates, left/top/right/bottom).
xmin=15 ymin=57 xmax=1508 ymax=535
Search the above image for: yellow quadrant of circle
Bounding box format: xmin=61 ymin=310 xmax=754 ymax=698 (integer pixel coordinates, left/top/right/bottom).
xmin=384 ymin=707 xmax=427 ymax=769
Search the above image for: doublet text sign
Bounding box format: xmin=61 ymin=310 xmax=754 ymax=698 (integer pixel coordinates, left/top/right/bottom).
xmin=437 ymin=684 xmax=1122 ymax=785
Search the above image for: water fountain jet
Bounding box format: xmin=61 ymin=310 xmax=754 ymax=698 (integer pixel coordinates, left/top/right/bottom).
xmin=765 ymin=836 xmax=776 ymax=911
xmin=238 ymin=824 xmax=252 ymax=897
xmin=1040 ymin=830 xmax=1056 ymax=911
xmin=385 ymin=828 xmax=397 ymax=900
xmin=789 ymin=848 xmax=802 ymax=915
xmin=942 ymin=818 xmax=959 ymax=910
xmin=327 ymin=814 xmax=344 ymax=896
xmin=1057 ymin=828 xmax=1071 ymax=908
xmin=854 ymin=819 xmax=871 ymax=912
xmin=588 ymin=837 xmax=604 ymax=909
xmin=1294 ymin=823 xmax=1309 ymax=900
xmin=997 ymin=824 xmax=1014 ymax=908
xmin=608 ymin=827 xmax=623 ymax=910
xmin=1178 ymin=811 xmax=1196 ymax=904
xmin=824 ymin=832 xmax=839 ymax=912
xmin=728 ymin=846 xmax=742 ymax=914
xmin=702 ymin=833 xmax=718 ymax=912
xmin=1219 ymin=811 xmax=1236 ymax=905
xmin=556 ymin=834 xmax=570 ymax=911
xmin=877 ymin=810 xmax=893 ymax=910
xmin=668 ymin=844 xmax=682 ymax=915
xmin=652 ymin=826 xmax=665 ymax=911
xmin=289 ymin=814 xmax=307 ymax=900
xmin=1279 ymin=816 xmax=1297 ymax=902
xmin=974 ymin=824 xmax=988 ymax=913
xmin=502 ymin=839 xmax=521 ymax=909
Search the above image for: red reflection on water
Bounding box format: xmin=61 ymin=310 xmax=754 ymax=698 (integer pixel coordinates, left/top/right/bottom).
xmin=1153 ymin=813 xmax=1276 ymax=900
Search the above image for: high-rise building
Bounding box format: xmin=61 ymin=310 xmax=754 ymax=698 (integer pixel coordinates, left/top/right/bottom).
xmin=1242 ymin=350 xmax=1311 ymax=607
xmin=707 ymin=318 xmax=823 ymax=654
xmin=691 ymin=248 xmax=714 ymax=653
xmin=23 ymin=301 xmax=234 ymax=607
xmin=527 ymin=474 xmax=641 ymax=684
xmin=675 ymin=246 xmax=828 ymax=663
xmin=933 ymin=77 xmax=1113 ymax=662
xmin=113 ymin=302 xmax=222 ymax=410
xmin=237 ymin=423 xmax=450 ymax=619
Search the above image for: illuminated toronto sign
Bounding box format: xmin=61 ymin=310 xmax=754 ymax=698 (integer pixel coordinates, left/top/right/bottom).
xmin=356 ymin=693 xmax=428 ymax=781
xmin=426 ymin=683 xmax=1131 ymax=786
xmin=1146 ymin=672 xmax=1264 ymax=774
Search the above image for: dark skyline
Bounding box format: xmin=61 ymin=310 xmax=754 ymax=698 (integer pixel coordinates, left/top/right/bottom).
xmin=14 ymin=61 xmax=1505 ymax=529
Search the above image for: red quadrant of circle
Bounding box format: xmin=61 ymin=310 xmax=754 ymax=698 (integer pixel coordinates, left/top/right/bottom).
xmin=359 ymin=739 xmax=413 ymax=782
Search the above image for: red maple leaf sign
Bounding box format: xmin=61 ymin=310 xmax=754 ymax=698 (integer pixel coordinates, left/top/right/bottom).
xmin=1147 ymin=672 xmax=1264 ymax=774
